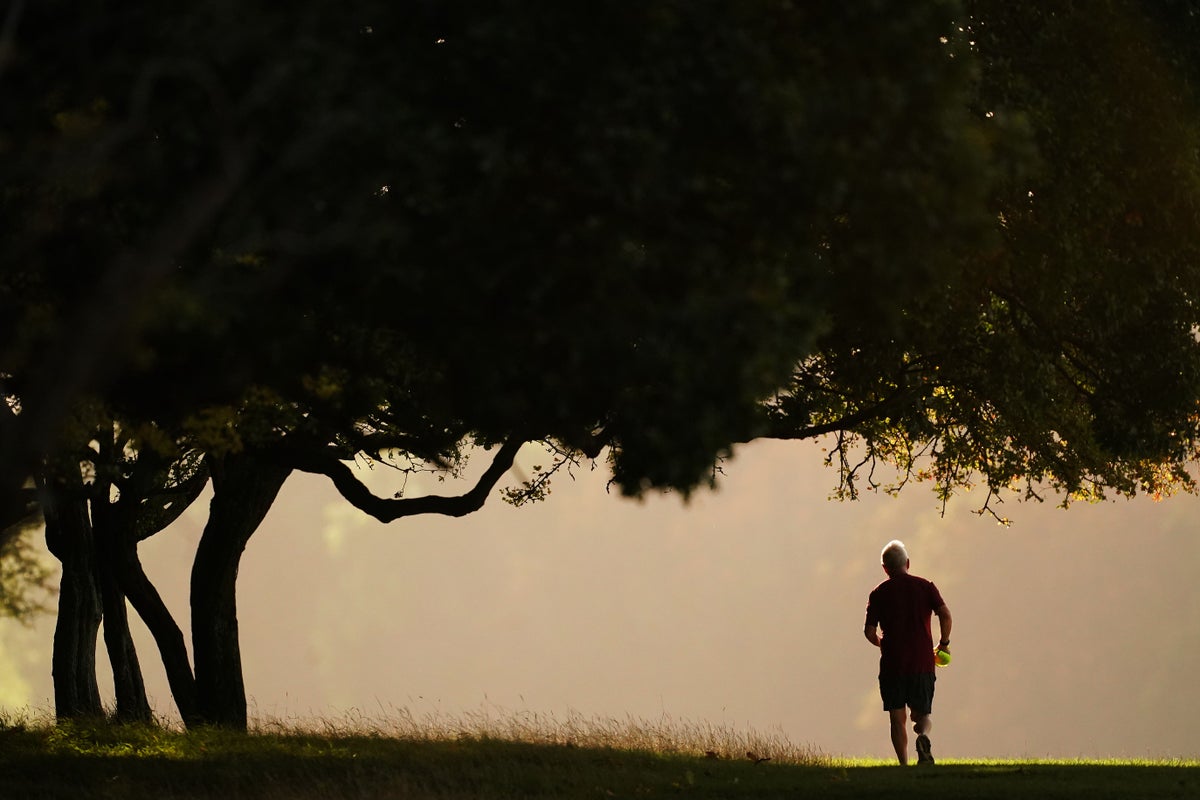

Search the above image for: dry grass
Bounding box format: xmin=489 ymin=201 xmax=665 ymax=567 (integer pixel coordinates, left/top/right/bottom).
xmin=248 ymin=702 xmax=826 ymax=766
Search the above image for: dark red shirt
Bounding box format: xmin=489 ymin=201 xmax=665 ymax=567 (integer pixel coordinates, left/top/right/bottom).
xmin=865 ymin=572 xmax=945 ymax=676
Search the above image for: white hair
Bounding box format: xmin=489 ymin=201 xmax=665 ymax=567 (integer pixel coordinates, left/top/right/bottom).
xmin=881 ymin=540 xmax=909 ymax=572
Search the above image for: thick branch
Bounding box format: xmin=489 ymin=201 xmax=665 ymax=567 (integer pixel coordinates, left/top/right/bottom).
xmin=749 ymin=384 xmax=926 ymax=444
xmin=293 ymin=438 xmax=524 ymax=522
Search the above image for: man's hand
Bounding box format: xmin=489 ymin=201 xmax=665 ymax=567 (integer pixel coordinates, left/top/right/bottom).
xmin=864 ymin=624 xmax=881 ymax=647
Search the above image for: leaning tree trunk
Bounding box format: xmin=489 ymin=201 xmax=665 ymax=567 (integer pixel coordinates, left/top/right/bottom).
xmin=191 ymin=452 xmax=290 ymax=729
xmin=107 ymin=445 xmax=208 ymax=728
xmin=42 ymin=484 xmax=104 ymax=720
xmin=115 ymin=532 xmax=202 ymax=728
xmin=92 ymin=503 xmax=153 ymax=723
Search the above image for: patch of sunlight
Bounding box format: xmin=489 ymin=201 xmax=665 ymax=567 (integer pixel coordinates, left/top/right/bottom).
xmin=826 ymin=756 xmax=896 ymax=767
xmin=46 ymin=721 xmax=192 ymax=759
xmin=829 ymin=756 xmax=1200 ymax=768
xmin=954 ymin=757 xmax=1200 ymax=767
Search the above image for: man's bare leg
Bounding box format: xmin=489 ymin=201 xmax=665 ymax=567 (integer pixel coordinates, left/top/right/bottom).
xmin=888 ymin=709 xmax=909 ymax=765
xmin=913 ymin=714 xmax=931 ymax=737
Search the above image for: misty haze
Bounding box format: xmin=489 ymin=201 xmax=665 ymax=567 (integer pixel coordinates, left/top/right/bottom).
xmin=3 ymin=439 xmax=1196 ymax=760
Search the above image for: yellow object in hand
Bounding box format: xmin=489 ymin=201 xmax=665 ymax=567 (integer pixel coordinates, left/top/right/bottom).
xmin=934 ymin=647 xmax=952 ymax=667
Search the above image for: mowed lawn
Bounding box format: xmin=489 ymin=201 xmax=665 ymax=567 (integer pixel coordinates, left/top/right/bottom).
xmin=0 ymin=720 xmax=1196 ymax=800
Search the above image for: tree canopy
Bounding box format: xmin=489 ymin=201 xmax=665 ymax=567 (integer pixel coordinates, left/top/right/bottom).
xmin=761 ymin=0 xmax=1200 ymax=519
xmin=3 ymin=1 xmax=1003 ymax=502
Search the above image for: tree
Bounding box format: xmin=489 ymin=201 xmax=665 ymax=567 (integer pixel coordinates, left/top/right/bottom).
xmin=13 ymin=0 xmax=1200 ymax=731
xmin=3 ymin=0 xmax=998 ymax=726
xmin=29 ymin=417 xmax=208 ymax=723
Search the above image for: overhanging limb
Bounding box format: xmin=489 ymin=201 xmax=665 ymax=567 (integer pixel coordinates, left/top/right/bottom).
xmin=292 ymin=436 xmax=525 ymax=522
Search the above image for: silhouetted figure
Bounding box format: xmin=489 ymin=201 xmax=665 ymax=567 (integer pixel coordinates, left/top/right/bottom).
xmin=864 ymin=540 xmax=952 ymax=765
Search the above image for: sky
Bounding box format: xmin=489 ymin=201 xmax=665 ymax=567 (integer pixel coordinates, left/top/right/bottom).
xmin=2 ymin=437 xmax=1199 ymax=760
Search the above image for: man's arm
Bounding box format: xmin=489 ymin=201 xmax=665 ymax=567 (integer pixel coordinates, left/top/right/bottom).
xmin=864 ymin=623 xmax=880 ymax=647
xmin=934 ymin=604 xmax=952 ymax=648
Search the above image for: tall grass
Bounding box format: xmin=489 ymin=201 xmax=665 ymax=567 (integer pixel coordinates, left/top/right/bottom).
xmin=248 ymin=702 xmax=826 ymax=766
xmin=1 ymin=701 xmax=824 ymax=765
xmin=0 ymin=704 xmax=829 ymax=800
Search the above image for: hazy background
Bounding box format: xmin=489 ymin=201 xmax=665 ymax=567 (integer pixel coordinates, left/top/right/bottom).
xmin=2 ymin=438 xmax=1198 ymax=760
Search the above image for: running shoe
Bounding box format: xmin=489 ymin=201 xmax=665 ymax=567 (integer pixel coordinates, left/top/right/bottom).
xmin=916 ymin=734 xmax=934 ymax=765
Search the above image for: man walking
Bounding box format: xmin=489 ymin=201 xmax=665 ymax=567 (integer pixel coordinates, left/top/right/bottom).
xmin=864 ymin=540 xmax=952 ymax=765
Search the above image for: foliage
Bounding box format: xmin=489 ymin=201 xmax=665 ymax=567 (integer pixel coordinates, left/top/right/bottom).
xmin=2 ymin=0 xmax=998 ymax=501
xmin=6 ymin=2 xmax=1200 ymax=511
xmin=766 ymin=0 xmax=1200 ymax=519
xmin=0 ymin=518 xmax=54 ymax=621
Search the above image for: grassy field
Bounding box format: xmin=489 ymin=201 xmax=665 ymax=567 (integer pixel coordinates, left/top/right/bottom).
xmin=0 ymin=710 xmax=1195 ymax=799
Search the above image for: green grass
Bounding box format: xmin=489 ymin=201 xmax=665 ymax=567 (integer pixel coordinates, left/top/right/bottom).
xmin=0 ymin=709 xmax=1196 ymax=799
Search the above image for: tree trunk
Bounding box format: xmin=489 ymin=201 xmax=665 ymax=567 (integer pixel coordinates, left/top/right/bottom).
xmin=191 ymin=452 xmax=290 ymax=729
xmin=116 ymin=535 xmax=202 ymax=728
xmin=92 ymin=503 xmax=153 ymax=723
xmin=42 ymin=484 xmax=104 ymax=720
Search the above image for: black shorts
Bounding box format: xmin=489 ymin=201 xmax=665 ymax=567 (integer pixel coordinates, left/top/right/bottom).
xmin=879 ymin=673 xmax=935 ymax=714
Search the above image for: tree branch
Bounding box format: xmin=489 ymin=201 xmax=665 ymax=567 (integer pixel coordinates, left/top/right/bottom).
xmin=750 ymin=383 xmax=926 ymax=443
xmin=292 ymin=437 xmax=525 ymax=522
